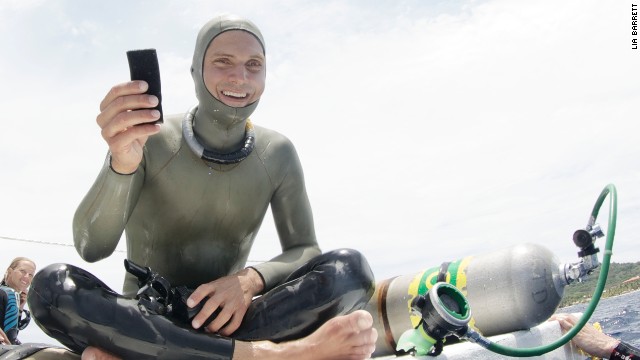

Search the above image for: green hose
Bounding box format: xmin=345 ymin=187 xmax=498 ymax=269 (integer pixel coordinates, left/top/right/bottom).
xmin=482 ymin=183 xmax=617 ymax=356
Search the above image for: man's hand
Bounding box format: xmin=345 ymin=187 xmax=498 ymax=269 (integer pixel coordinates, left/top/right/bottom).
xmin=550 ymin=313 xmax=619 ymax=358
xmin=97 ymin=81 xmax=162 ymax=174
xmin=188 ymin=268 xmax=264 ymax=336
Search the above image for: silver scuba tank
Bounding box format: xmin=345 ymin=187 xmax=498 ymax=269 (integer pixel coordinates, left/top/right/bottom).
xmin=365 ymin=243 xmax=566 ymax=356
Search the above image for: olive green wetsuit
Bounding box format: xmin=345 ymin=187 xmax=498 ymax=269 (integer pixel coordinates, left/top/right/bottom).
xmin=73 ymin=15 xmax=321 ymax=297
xmin=73 ymin=113 xmax=321 ymax=296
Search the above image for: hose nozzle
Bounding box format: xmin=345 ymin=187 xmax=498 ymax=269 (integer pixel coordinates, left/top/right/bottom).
xmin=560 ymin=222 xmax=605 ymax=285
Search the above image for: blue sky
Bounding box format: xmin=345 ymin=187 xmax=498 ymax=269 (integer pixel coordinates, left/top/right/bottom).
xmin=1 ymin=0 xmax=639 ymax=344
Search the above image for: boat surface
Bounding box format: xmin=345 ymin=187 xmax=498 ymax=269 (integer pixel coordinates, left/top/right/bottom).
xmin=373 ymin=319 xmax=584 ymax=360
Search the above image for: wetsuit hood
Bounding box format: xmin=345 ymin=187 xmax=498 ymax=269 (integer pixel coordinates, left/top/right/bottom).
xmin=191 ymin=14 xmax=265 ymax=127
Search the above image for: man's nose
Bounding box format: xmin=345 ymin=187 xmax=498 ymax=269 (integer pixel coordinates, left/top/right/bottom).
xmin=228 ymin=65 xmax=248 ymax=84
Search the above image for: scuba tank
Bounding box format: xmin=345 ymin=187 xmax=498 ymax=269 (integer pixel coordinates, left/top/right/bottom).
xmin=365 ymin=243 xmax=567 ymax=356
xmin=370 ymin=184 xmax=615 ymax=358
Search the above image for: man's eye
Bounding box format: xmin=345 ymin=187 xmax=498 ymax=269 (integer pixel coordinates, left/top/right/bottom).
xmin=247 ymin=61 xmax=262 ymax=70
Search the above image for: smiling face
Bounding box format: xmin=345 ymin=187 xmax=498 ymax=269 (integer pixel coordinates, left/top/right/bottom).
xmin=203 ymin=30 xmax=266 ymax=108
xmin=4 ymin=260 xmax=36 ymax=293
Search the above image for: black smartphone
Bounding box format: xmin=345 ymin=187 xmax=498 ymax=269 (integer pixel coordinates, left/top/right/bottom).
xmin=126 ymin=48 xmax=163 ymax=124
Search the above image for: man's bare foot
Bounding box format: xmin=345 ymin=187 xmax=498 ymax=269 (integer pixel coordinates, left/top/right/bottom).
xmin=238 ymin=310 xmax=377 ymax=360
xmin=81 ymin=310 xmax=377 ymax=360
xmin=81 ymin=346 xmax=121 ymax=360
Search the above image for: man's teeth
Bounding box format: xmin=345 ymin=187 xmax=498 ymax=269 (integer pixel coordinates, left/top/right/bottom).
xmin=223 ymin=91 xmax=247 ymax=98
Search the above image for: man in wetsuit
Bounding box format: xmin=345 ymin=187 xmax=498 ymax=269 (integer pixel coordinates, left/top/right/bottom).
xmin=26 ymin=14 xmax=376 ymax=360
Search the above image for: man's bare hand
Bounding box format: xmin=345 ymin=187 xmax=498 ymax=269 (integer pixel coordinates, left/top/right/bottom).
xmin=188 ymin=268 xmax=264 ymax=336
xmin=96 ymin=81 xmax=161 ymax=174
xmin=550 ymin=313 xmax=619 ymax=358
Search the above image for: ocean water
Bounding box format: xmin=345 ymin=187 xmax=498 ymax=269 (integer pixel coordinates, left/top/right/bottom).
xmin=558 ymin=290 xmax=640 ymax=347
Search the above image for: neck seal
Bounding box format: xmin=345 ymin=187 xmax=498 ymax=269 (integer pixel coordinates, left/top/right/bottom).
xmin=183 ymin=105 xmax=256 ymax=164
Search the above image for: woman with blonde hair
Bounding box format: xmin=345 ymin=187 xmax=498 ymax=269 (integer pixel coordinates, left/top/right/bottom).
xmin=0 ymin=257 xmax=36 ymax=345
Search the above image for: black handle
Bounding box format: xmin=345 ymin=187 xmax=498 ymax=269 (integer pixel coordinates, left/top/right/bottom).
xmin=126 ymin=48 xmax=163 ymax=124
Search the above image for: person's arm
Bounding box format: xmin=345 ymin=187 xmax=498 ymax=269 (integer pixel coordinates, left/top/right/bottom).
xmin=73 ymin=81 xmax=160 ymax=262
xmin=250 ymin=134 xmax=322 ymax=291
xmin=551 ymin=313 xmax=638 ymax=359
xmin=73 ymin=155 xmax=145 ymax=262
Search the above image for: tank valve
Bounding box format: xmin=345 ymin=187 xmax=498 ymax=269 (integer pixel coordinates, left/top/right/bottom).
xmin=560 ymin=223 xmax=605 ymax=285
xmin=396 ymin=282 xmax=471 ymax=356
